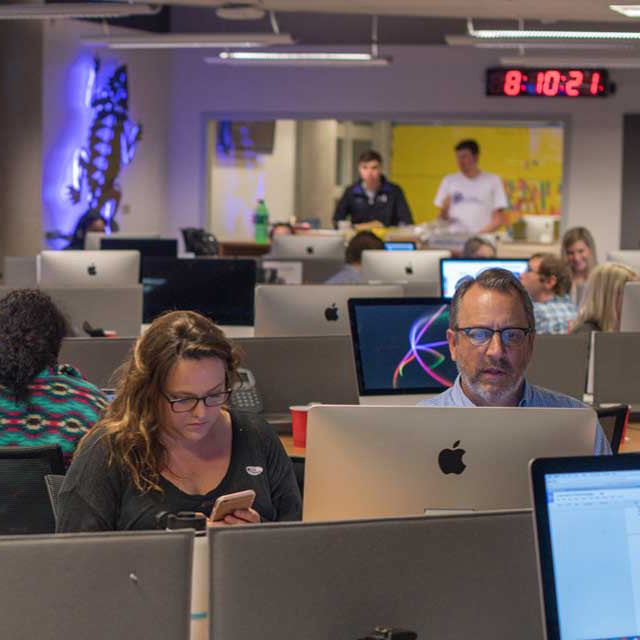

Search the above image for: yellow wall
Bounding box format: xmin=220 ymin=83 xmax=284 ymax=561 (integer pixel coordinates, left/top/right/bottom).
xmin=390 ymin=124 xmax=564 ymax=224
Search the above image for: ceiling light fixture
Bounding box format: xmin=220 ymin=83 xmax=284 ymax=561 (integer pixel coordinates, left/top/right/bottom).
xmin=207 ymin=51 xmax=391 ymax=66
xmin=0 ymin=2 xmax=160 ymax=20
xmin=499 ymin=55 xmax=640 ymax=68
xmin=610 ymin=5 xmax=640 ymax=17
xmin=82 ymin=33 xmax=295 ymax=49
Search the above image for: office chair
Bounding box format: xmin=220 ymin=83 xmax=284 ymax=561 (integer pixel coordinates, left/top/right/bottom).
xmin=0 ymin=445 xmax=65 ymax=534
xmin=44 ymin=474 xmax=65 ymax=526
xmin=596 ymin=404 xmax=629 ymax=454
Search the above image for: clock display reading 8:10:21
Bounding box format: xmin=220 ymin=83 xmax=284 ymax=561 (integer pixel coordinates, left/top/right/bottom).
xmin=486 ymin=68 xmax=610 ymax=97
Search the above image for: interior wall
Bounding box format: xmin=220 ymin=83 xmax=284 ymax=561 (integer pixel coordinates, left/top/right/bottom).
xmin=0 ymin=21 xmax=43 ymax=262
xmin=42 ymin=20 xmax=171 ymax=248
xmin=208 ymin=119 xmax=296 ymax=241
xmin=169 ymin=46 xmax=637 ymax=257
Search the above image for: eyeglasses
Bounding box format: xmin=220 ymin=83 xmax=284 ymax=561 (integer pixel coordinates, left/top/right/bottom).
xmin=454 ymin=327 xmax=532 ymax=347
xmin=161 ymin=390 xmax=231 ymax=413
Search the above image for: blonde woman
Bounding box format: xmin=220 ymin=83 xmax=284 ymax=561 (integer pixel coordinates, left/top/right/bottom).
xmin=571 ymin=263 xmax=638 ymax=333
xmin=562 ymin=227 xmax=598 ymax=307
xmin=57 ymin=310 xmax=301 ymax=531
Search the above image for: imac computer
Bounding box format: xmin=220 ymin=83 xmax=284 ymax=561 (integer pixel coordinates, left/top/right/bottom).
xmin=254 ymin=284 xmax=403 ymax=337
xmin=440 ymin=258 xmax=529 ymax=299
xmin=303 ymin=404 xmax=597 ymax=520
xmin=84 ymin=231 xmax=161 ymax=251
xmin=38 ymin=251 xmax=140 ymax=288
xmin=268 ymin=235 xmax=345 ymax=260
xmin=142 ymin=257 xmax=256 ymax=325
xmin=621 ymin=281 xmax=640 ymax=331
xmin=384 ymin=241 xmax=416 ymax=251
xmin=360 ymin=249 xmax=450 ymax=290
xmin=348 ymin=297 xmax=456 ymax=404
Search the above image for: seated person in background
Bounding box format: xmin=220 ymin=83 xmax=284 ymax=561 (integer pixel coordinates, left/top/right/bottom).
xmin=461 ymin=236 xmax=496 ymax=258
xmin=419 ymin=268 xmax=610 ymax=454
xmin=521 ymin=253 xmax=577 ymax=334
xmin=561 ymin=226 xmax=598 ymax=307
xmin=325 ymin=230 xmax=385 ymax=285
xmin=57 ymin=310 xmax=302 ymax=531
xmin=571 ymin=263 xmax=637 ymax=334
xmin=66 ymin=210 xmax=117 ymax=250
xmin=0 ymin=289 xmax=107 ymax=467
xmin=269 ymin=222 xmax=295 ymax=239
xmin=333 ymin=149 xmax=413 ymax=230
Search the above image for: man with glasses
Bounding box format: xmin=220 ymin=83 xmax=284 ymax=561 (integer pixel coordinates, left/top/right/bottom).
xmin=419 ymin=268 xmax=610 ymax=454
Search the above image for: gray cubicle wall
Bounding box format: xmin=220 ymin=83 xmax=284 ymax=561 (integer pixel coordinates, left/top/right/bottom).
xmin=593 ymin=332 xmax=640 ymax=406
xmin=234 ymin=336 xmax=359 ymax=417
xmin=527 ymin=333 xmax=590 ymax=400
xmin=0 ymin=530 xmax=192 ymax=640
xmin=210 ymin=511 xmax=542 ymax=640
xmin=60 ymin=337 xmax=137 ymax=389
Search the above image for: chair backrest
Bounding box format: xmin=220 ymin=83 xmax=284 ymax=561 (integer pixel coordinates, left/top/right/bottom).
xmin=596 ymin=404 xmax=629 ymax=454
xmin=0 ymin=445 xmax=65 ymax=534
xmin=527 ymin=333 xmax=590 ymax=400
xmin=44 ymin=474 xmax=65 ymax=526
xmin=593 ymin=332 xmax=640 ymax=407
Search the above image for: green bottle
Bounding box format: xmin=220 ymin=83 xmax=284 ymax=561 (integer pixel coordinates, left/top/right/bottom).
xmin=254 ymin=199 xmax=270 ymax=245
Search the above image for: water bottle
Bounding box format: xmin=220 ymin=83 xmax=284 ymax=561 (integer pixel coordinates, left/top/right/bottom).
xmin=254 ymin=199 xmax=270 ymax=245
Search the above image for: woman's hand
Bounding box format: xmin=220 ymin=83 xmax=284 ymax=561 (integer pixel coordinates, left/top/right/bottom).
xmin=208 ymin=507 xmax=261 ymax=527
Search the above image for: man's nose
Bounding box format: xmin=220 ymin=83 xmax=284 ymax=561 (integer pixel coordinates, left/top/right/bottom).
xmin=485 ymin=331 xmax=505 ymax=357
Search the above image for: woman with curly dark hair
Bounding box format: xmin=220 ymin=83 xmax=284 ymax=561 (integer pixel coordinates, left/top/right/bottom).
xmin=57 ymin=310 xmax=301 ymax=531
xmin=0 ymin=289 xmax=107 ymax=466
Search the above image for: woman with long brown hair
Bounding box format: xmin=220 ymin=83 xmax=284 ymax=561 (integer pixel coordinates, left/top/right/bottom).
xmin=57 ymin=310 xmax=301 ymax=530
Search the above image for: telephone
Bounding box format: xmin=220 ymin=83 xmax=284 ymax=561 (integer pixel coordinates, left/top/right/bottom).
xmin=229 ymin=367 xmax=264 ymax=414
xmin=181 ymin=227 xmax=219 ymax=256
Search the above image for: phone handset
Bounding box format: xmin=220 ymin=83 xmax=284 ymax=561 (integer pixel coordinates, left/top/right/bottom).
xmin=229 ymin=367 xmax=264 ymax=414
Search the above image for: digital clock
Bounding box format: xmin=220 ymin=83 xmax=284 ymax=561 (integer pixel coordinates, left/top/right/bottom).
xmin=486 ymin=67 xmax=611 ymax=97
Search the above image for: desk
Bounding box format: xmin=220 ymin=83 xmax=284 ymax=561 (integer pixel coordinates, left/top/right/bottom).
xmin=218 ymin=241 xmax=271 ymax=257
xmin=280 ymin=435 xmax=305 ymax=458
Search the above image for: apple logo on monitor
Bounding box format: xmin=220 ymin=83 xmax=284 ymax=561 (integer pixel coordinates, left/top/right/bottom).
xmin=405 ymin=263 xmax=413 ymax=276
xmin=306 ymin=246 xmax=314 ymax=255
xmin=87 ymin=263 xmax=97 ymax=276
xmin=324 ymin=303 xmax=338 ymax=322
xmin=438 ymin=441 xmax=466 ymax=475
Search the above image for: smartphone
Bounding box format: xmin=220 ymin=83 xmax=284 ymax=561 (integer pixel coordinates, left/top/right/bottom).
xmin=210 ymin=489 xmax=256 ymax=521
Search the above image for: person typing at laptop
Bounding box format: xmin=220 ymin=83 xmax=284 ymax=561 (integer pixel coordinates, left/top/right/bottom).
xmin=418 ymin=268 xmax=610 ymax=455
xmin=57 ymin=310 xmax=302 ymax=531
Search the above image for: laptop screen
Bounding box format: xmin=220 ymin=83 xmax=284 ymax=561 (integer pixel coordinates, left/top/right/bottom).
xmin=532 ymin=456 xmax=640 ymax=640
xmin=348 ymin=297 xmax=457 ymax=395
xmin=440 ymin=258 xmax=529 ymax=298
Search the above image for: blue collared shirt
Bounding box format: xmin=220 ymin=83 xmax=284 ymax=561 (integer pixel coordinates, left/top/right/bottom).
xmin=533 ymin=295 xmax=578 ymax=335
xmin=418 ymin=375 xmax=611 ymax=455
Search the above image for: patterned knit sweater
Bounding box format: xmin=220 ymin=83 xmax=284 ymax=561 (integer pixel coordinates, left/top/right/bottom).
xmin=0 ymin=365 xmax=107 ymax=467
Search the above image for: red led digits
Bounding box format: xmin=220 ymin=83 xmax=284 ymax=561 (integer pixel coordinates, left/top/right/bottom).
xmin=565 ymin=70 xmax=584 ymax=97
xmin=542 ymin=70 xmax=561 ymax=96
xmin=536 ymin=72 xmax=544 ymax=95
xmin=590 ymin=72 xmax=601 ymax=95
xmin=504 ymin=69 xmax=522 ymax=96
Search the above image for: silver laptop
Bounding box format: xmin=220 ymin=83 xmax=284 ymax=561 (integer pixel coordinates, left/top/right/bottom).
xmin=254 ymin=284 xmax=403 ymax=337
xmin=607 ymin=249 xmax=640 ymax=271
xmin=530 ymin=454 xmax=640 ymax=640
xmin=268 ymin=235 xmax=345 ymax=260
xmin=39 ymin=250 xmax=140 ymax=287
xmin=0 ymin=530 xmax=192 ymax=640
xmin=303 ymin=405 xmax=597 ymax=521
xmin=210 ymin=511 xmax=543 ymax=640
xmin=59 ymin=337 xmax=137 ymax=388
xmin=621 ymin=281 xmax=640 ymax=331
xmin=348 ymin=296 xmax=455 ymax=405
xmin=85 ymin=231 xmax=161 ymax=250
xmin=360 ymin=249 xmax=450 ymax=289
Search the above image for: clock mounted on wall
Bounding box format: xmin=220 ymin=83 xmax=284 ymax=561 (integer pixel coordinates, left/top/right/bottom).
xmin=486 ymin=67 xmax=611 ymax=97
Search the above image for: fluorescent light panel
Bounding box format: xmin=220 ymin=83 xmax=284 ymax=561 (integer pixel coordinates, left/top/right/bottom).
xmin=500 ymin=55 xmax=640 ymax=68
xmin=470 ymin=28 xmax=640 ymax=40
xmin=206 ymin=51 xmax=391 ymax=66
xmin=446 ymin=35 xmax=634 ymax=50
xmin=0 ymin=3 xmax=158 ymax=19
xmin=82 ymin=33 xmax=295 ymax=49
xmin=610 ymin=5 xmax=640 ymax=17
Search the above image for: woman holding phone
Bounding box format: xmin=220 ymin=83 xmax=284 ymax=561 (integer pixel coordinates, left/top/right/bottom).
xmin=57 ymin=310 xmax=302 ymax=531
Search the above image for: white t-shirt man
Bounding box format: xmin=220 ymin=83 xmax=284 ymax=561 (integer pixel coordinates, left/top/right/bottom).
xmin=434 ymin=171 xmax=508 ymax=234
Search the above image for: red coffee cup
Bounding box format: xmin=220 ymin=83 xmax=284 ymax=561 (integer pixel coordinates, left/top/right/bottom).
xmin=290 ymin=405 xmax=311 ymax=448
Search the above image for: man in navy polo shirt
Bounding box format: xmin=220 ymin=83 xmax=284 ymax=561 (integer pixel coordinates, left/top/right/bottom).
xmin=332 ymin=149 xmax=413 ymax=229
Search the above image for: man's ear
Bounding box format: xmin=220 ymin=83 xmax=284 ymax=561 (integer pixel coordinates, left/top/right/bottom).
xmin=544 ymin=275 xmax=557 ymax=292
xmin=446 ymin=328 xmax=457 ymax=362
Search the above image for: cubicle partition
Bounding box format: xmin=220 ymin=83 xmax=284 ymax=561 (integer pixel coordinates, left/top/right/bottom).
xmin=593 ymin=332 xmax=640 ymax=409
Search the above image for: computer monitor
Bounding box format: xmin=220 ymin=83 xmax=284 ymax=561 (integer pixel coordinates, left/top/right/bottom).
xmin=268 ymin=235 xmax=345 ymax=260
xmin=253 ymin=284 xmax=404 ymax=337
xmin=348 ymin=297 xmax=456 ymax=402
xmin=142 ymin=257 xmax=256 ymax=325
xmin=210 ymin=511 xmax=543 ymax=640
xmin=38 ymin=250 xmax=140 ymax=288
xmin=384 ymin=241 xmax=416 ymax=251
xmin=85 ymin=231 xmax=161 ymax=251
xmin=530 ymin=455 xmax=640 ymax=640
xmin=440 ymin=258 xmax=529 ymax=299
xmin=0 ymin=530 xmax=192 ymax=640
xmin=607 ymin=250 xmax=640 ymax=272
xmin=303 ymin=405 xmax=597 ymax=521
xmin=621 ymin=281 xmax=640 ymax=331
xmin=360 ymin=249 xmax=451 ymax=287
